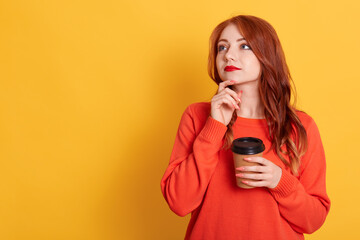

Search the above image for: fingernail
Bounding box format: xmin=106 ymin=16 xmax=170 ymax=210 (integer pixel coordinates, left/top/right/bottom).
xmin=236 ymin=167 xmax=245 ymax=171
xmin=244 ymin=157 xmax=251 ymax=160
xmin=238 ymin=97 xmax=241 ymax=102
xmin=236 ymin=173 xmax=243 ymax=177
xmin=230 ymin=80 xmax=236 ymax=83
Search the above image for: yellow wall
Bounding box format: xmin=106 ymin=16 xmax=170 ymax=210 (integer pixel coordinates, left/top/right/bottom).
xmin=0 ymin=0 xmax=359 ymax=239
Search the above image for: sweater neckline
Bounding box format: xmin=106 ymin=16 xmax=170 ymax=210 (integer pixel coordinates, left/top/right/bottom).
xmin=235 ymin=115 xmax=267 ymax=127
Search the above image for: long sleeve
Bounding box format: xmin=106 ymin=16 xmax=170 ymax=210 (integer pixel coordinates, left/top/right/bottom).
xmin=160 ymin=104 xmax=228 ymax=216
xmin=269 ymin=118 xmax=331 ymax=234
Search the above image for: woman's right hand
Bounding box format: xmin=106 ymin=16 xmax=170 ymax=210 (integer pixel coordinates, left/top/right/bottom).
xmin=210 ymin=80 xmax=242 ymax=126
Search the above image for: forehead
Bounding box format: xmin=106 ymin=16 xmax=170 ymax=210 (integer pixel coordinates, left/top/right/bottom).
xmin=218 ymin=24 xmax=244 ymax=41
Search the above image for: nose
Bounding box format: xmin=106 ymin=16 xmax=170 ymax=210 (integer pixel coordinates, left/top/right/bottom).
xmin=224 ymin=46 xmax=236 ymax=61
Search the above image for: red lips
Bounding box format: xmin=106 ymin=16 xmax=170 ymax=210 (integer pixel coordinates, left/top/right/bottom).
xmin=224 ymin=65 xmax=241 ymax=72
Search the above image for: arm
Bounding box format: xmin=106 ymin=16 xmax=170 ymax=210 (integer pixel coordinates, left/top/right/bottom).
xmin=160 ymin=104 xmax=227 ymax=217
xmin=268 ymin=119 xmax=331 ymax=233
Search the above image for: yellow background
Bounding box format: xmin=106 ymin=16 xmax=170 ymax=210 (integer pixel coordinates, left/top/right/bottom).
xmin=0 ymin=0 xmax=359 ymax=239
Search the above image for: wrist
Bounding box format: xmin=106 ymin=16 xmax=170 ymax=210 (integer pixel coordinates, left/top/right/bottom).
xmin=209 ymin=114 xmax=226 ymax=126
xmin=269 ymin=168 xmax=282 ymax=189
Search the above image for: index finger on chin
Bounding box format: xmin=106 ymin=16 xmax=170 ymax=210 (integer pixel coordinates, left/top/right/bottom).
xmin=218 ymin=80 xmax=237 ymax=92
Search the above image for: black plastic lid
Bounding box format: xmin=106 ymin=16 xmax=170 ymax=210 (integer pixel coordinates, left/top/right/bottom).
xmin=231 ymin=137 xmax=265 ymax=155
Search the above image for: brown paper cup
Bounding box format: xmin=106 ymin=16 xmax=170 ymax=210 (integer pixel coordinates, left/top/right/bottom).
xmin=231 ymin=137 xmax=265 ymax=189
xmin=233 ymin=152 xmax=263 ymax=188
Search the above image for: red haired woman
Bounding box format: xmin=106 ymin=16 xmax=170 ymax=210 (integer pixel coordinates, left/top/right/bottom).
xmin=161 ymin=15 xmax=330 ymax=240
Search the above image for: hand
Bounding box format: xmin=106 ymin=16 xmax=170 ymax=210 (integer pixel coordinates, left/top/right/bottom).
xmin=235 ymin=157 xmax=282 ymax=189
xmin=210 ymin=80 xmax=242 ymax=126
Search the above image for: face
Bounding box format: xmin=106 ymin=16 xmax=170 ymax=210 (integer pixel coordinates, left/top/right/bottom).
xmin=216 ymin=24 xmax=261 ymax=84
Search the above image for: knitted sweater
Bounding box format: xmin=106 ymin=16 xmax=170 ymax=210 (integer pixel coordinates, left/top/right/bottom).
xmin=161 ymin=102 xmax=330 ymax=240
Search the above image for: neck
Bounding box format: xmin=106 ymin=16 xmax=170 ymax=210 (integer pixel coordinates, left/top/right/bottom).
xmin=232 ymin=81 xmax=264 ymax=119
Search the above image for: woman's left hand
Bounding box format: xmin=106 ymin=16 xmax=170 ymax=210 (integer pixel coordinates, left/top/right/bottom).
xmin=235 ymin=157 xmax=282 ymax=189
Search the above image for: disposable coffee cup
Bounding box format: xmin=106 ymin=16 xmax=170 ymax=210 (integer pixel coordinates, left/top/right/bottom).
xmin=231 ymin=137 xmax=265 ymax=189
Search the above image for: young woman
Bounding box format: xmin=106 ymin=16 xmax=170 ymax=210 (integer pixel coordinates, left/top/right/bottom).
xmin=161 ymin=15 xmax=330 ymax=240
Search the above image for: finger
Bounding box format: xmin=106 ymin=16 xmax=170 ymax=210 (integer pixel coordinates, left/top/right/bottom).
xmin=213 ymin=90 xmax=241 ymax=110
xmin=236 ymin=172 xmax=269 ymax=180
xmin=238 ymin=90 xmax=243 ymax=99
xmin=241 ymin=180 xmax=268 ymax=188
xmin=224 ymin=94 xmax=240 ymax=109
xmin=218 ymin=80 xmax=239 ymax=93
xmin=212 ymin=92 xmax=238 ymax=108
xmin=212 ymin=97 xmax=237 ymax=110
xmin=222 ymin=88 xmax=242 ymax=103
xmin=236 ymin=165 xmax=266 ymax=173
xmin=243 ymin=157 xmax=268 ymax=165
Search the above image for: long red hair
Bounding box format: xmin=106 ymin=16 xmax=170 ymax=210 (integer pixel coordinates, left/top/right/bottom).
xmin=208 ymin=15 xmax=307 ymax=175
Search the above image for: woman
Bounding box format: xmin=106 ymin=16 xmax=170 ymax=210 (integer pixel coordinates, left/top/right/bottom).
xmin=161 ymin=15 xmax=330 ymax=240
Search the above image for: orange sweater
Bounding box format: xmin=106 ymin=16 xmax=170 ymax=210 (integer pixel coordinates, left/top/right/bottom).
xmin=161 ymin=102 xmax=330 ymax=240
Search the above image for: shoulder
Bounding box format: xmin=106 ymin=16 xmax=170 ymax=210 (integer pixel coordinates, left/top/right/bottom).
xmin=296 ymin=110 xmax=316 ymax=129
xmin=180 ymin=102 xmax=211 ymax=132
xmin=295 ymin=110 xmax=321 ymax=138
xmin=186 ymin=102 xmax=211 ymax=117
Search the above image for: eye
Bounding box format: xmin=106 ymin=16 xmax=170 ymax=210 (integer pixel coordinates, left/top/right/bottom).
xmin=240 ymin=44 xmax=251 ymax=50
xmin=218 ymin=45 xmax=227 ymax=52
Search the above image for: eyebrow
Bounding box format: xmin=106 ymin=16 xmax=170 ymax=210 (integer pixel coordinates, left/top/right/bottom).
xmin=218 ymin=38 xmax=246 ymax=43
